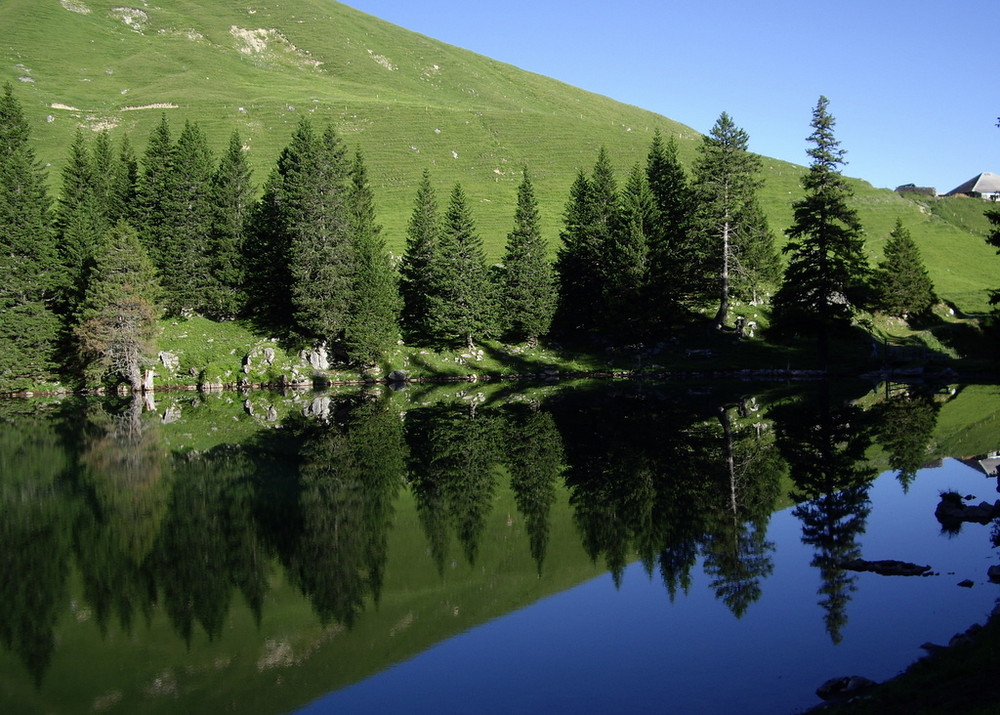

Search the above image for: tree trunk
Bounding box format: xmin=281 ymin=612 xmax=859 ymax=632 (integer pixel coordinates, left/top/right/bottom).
xmin=714 ymin=219 xmax=731 ymax=329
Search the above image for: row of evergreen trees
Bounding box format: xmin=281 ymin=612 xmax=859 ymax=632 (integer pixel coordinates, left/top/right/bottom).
xmin=0 ymin=82 xmax=937 ymax=391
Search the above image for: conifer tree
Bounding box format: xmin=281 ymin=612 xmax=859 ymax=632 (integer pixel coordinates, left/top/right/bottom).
xmin=344 ymin=150 xmax=400 ymax=366
xmin=553 ymin=169 xmax=596 ymax=335
xmin=645 ymin=131 xmax=696 ymax=318
xmin=135 ymin=114 xmax=174 ymax=262
xmin=284 ymin=121 xmax=354 ymax=344
xmin=872 ymin=219 xmax=936 ymax=318
xmin=109 ymin=134 xmax=138 ymax=225
xmin=772 ymin=96 xmax=869 ymax=353
xmin=608 ymin=164 xmax=654 ymax=339
xmin=730 ymin=199 xmax=780 ymax=306
xmin=74 ymin=221 xmax=160 ymax=391
xmin=162 ymin=120 xmax=216 ymax=315
xmin=56 ymin=129 xmax=105 ymax=316
xmin=985 ymin=205 xmax=1000 ymax=305
xmin=399 ymin=170 xmax=441 ymax=342
xmin=691 ymin=112 xmax=770 ymax=329
xmin=0 ymin=83 xmax=61 ymax=389
xmin=244 ymin=168 xmax=294 ymax=326
xmin=90 ymin=130 xmax=115 ymax=218
xmin=427 ymin=183 xmax=493 ymax=348
xmin=248 ymin=118 xmax=354 ymax=345
xmin=554 ymin=148 xmax=618 ymax=337
xmin=499 ymin=168 xmax=555 ymax=344
xmin=207 ymin=130 xmax=253 ymax=319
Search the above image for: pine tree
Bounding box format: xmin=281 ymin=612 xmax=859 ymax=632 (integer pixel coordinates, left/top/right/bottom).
xmin=427 ymin=183 xmax=493 ymax=348
xmin=56 ymin=129 xmax=105 ymax=316
xmin=248 ymin=118 xmax=354 ymax=345
xmin=645 ymin=131 xmax=696 ymax=319
xmin=554 ymin=148 xmax=619 ymax=337
xmin=872 ymin=219 xmax=936 ymax=318
xmin=553 ymin=169 xmax=597 ymax=335
xmin=244 ymin=167 xmax=294 ymax=326
xmin=90 ymin=131 xmax=115 ymax=219
xmin=399 ymin=170 xmax=441 ymax=342
xmin=499 ymin=168 xmax=555 ymax=344
xmin=985 ymin=205 xmax=1000 ymax=305
xmin=284 ymin=121 xmax=354 ymax=345
xmin=162 ymin=120 xmax=216 ymax=315
xmin=771 ymin=96 xmax=869 ymax=352
xmin=730 ymin=199 xmax=780 ymax=306
xmin=74 ymin=221 xmax=160 ymax=390
xmin=607 ymin=163 xmax=653 ymax=339
xmin=344 ymin=150 xmax=401 ymax=366
xmin=691 ymin=112 xmax=769 ymax=329
xmin=207 ymin=130 xmax=253 ymax=319
xmin=108 ymin=134 xmax=138 ymax=225
xmin=135 ymin=114 xmax=174 ymax=264
xmin=0 ymin=83 xmax=62 ymax=390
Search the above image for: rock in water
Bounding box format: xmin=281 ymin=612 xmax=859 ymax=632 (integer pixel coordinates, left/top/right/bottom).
xmin=841 ymin=559 xmax=932 ymax=576
xmin=816 ymin=675 xmax=877 ymax=701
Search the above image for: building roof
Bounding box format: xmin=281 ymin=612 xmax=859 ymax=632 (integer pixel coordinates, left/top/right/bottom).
xmin=946 ymin=172 xmax=1000 ymax=196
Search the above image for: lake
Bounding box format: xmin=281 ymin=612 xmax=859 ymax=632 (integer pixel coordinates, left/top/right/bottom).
xmin=1 ymin=380 xmax=998 ymax=714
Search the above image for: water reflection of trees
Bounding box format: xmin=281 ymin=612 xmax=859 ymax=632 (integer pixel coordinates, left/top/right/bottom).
xmin=872 ymin=387 xmax=940 ymax=492
xmin=771 ymin=385 xmax=877 ymax=643
xmin=1 ymin=383 xmax=939 ymax=683
xmin=549 ymin=389 xmax=783 ymax=616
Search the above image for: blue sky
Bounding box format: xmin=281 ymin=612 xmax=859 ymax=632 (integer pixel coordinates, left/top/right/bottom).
xmin=341 ymin=0 xmax=998 ymax=192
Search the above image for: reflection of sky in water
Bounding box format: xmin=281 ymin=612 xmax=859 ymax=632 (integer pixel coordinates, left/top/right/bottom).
xmin=307 ymin=459 xmax=999 ymax=714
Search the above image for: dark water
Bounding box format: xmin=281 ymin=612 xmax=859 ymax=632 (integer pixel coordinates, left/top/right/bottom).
xmin=1 ymin=382 xmax=998 ymax=714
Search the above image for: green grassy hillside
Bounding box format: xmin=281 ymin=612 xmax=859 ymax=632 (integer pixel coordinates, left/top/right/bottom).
xmin=3 ymin=0 xmax=998 ymax=313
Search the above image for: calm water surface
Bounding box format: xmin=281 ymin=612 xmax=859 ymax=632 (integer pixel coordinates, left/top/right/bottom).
xmin=1 ymin=382 xmax=998 ymax=714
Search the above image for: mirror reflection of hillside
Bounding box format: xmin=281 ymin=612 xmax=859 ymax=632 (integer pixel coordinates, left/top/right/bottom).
xmin=0 ymin=380 xmax=975 ymax=712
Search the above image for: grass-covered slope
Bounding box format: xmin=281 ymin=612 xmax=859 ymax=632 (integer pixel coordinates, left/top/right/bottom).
xmin=3 ymin=0 xmax=999 ymax=314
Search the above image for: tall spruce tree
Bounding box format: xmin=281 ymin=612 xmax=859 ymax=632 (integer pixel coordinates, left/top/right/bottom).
xmin=56 ymin=129 xmax=106 ymax=316
xmin=162 ymin=120 xmax=216 ymax=315
xmin=499 ymin=168 xmax=555 ymax=344
xmin=399 ymin=170 xmax=441 ymax=343
xmin=691 ymin=112 xmax=770 ymax=329
xmin=554 ymin=148 xmax=619 ymax=337
xmin=135 ymin=114 xmax=174 ymax=264
xmin=0 ymin=83 xmax=62 ymax=389
xmin=207 ymin=130 xmax=253 ymax=319
xmin=344 ymin=150 xmax=401 ymax=366
xmin=771 ymin=96 xmax=869 ymax=355
xmin=427 ymin=183 xmax=493 ymax=348
xmin=74 ymin=221 xmax=160 ymax=391
xmin=108 ymin=134 xmax=138 ymax=225
xmin=985 ymin=204 xmax=1000 ymax=305
xmin=250 ymin=118 xmax=354 ymax=345
xmin=244 ymin=167 xmax=294 ymax=326
xmin=285 ymin=121 xmax=354 ymax=345
xmin=645 ymin=131 xmax=696 ymax=319
xmin=608 ymin=164 xmax=653 ymax=339
xmin=872 ymin=219 xmax=936 ymax=318
xmin=553 ymin=169 xmax=597 ymax=335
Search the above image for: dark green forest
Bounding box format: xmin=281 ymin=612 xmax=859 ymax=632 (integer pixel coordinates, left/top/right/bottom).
xmin=0 ymin=84 xmax=956 ymax=392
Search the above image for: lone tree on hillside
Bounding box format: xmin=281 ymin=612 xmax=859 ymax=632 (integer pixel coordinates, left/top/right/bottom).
xmin=499 ymin=168 xmax=556 ymax=345
xmin=771 ymin=96 xmax=869 ymax=357
xmin=872 ymin=219 xmax=936 ymax=319
xmin=74 ymin=221 xmax=160 ymax=391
